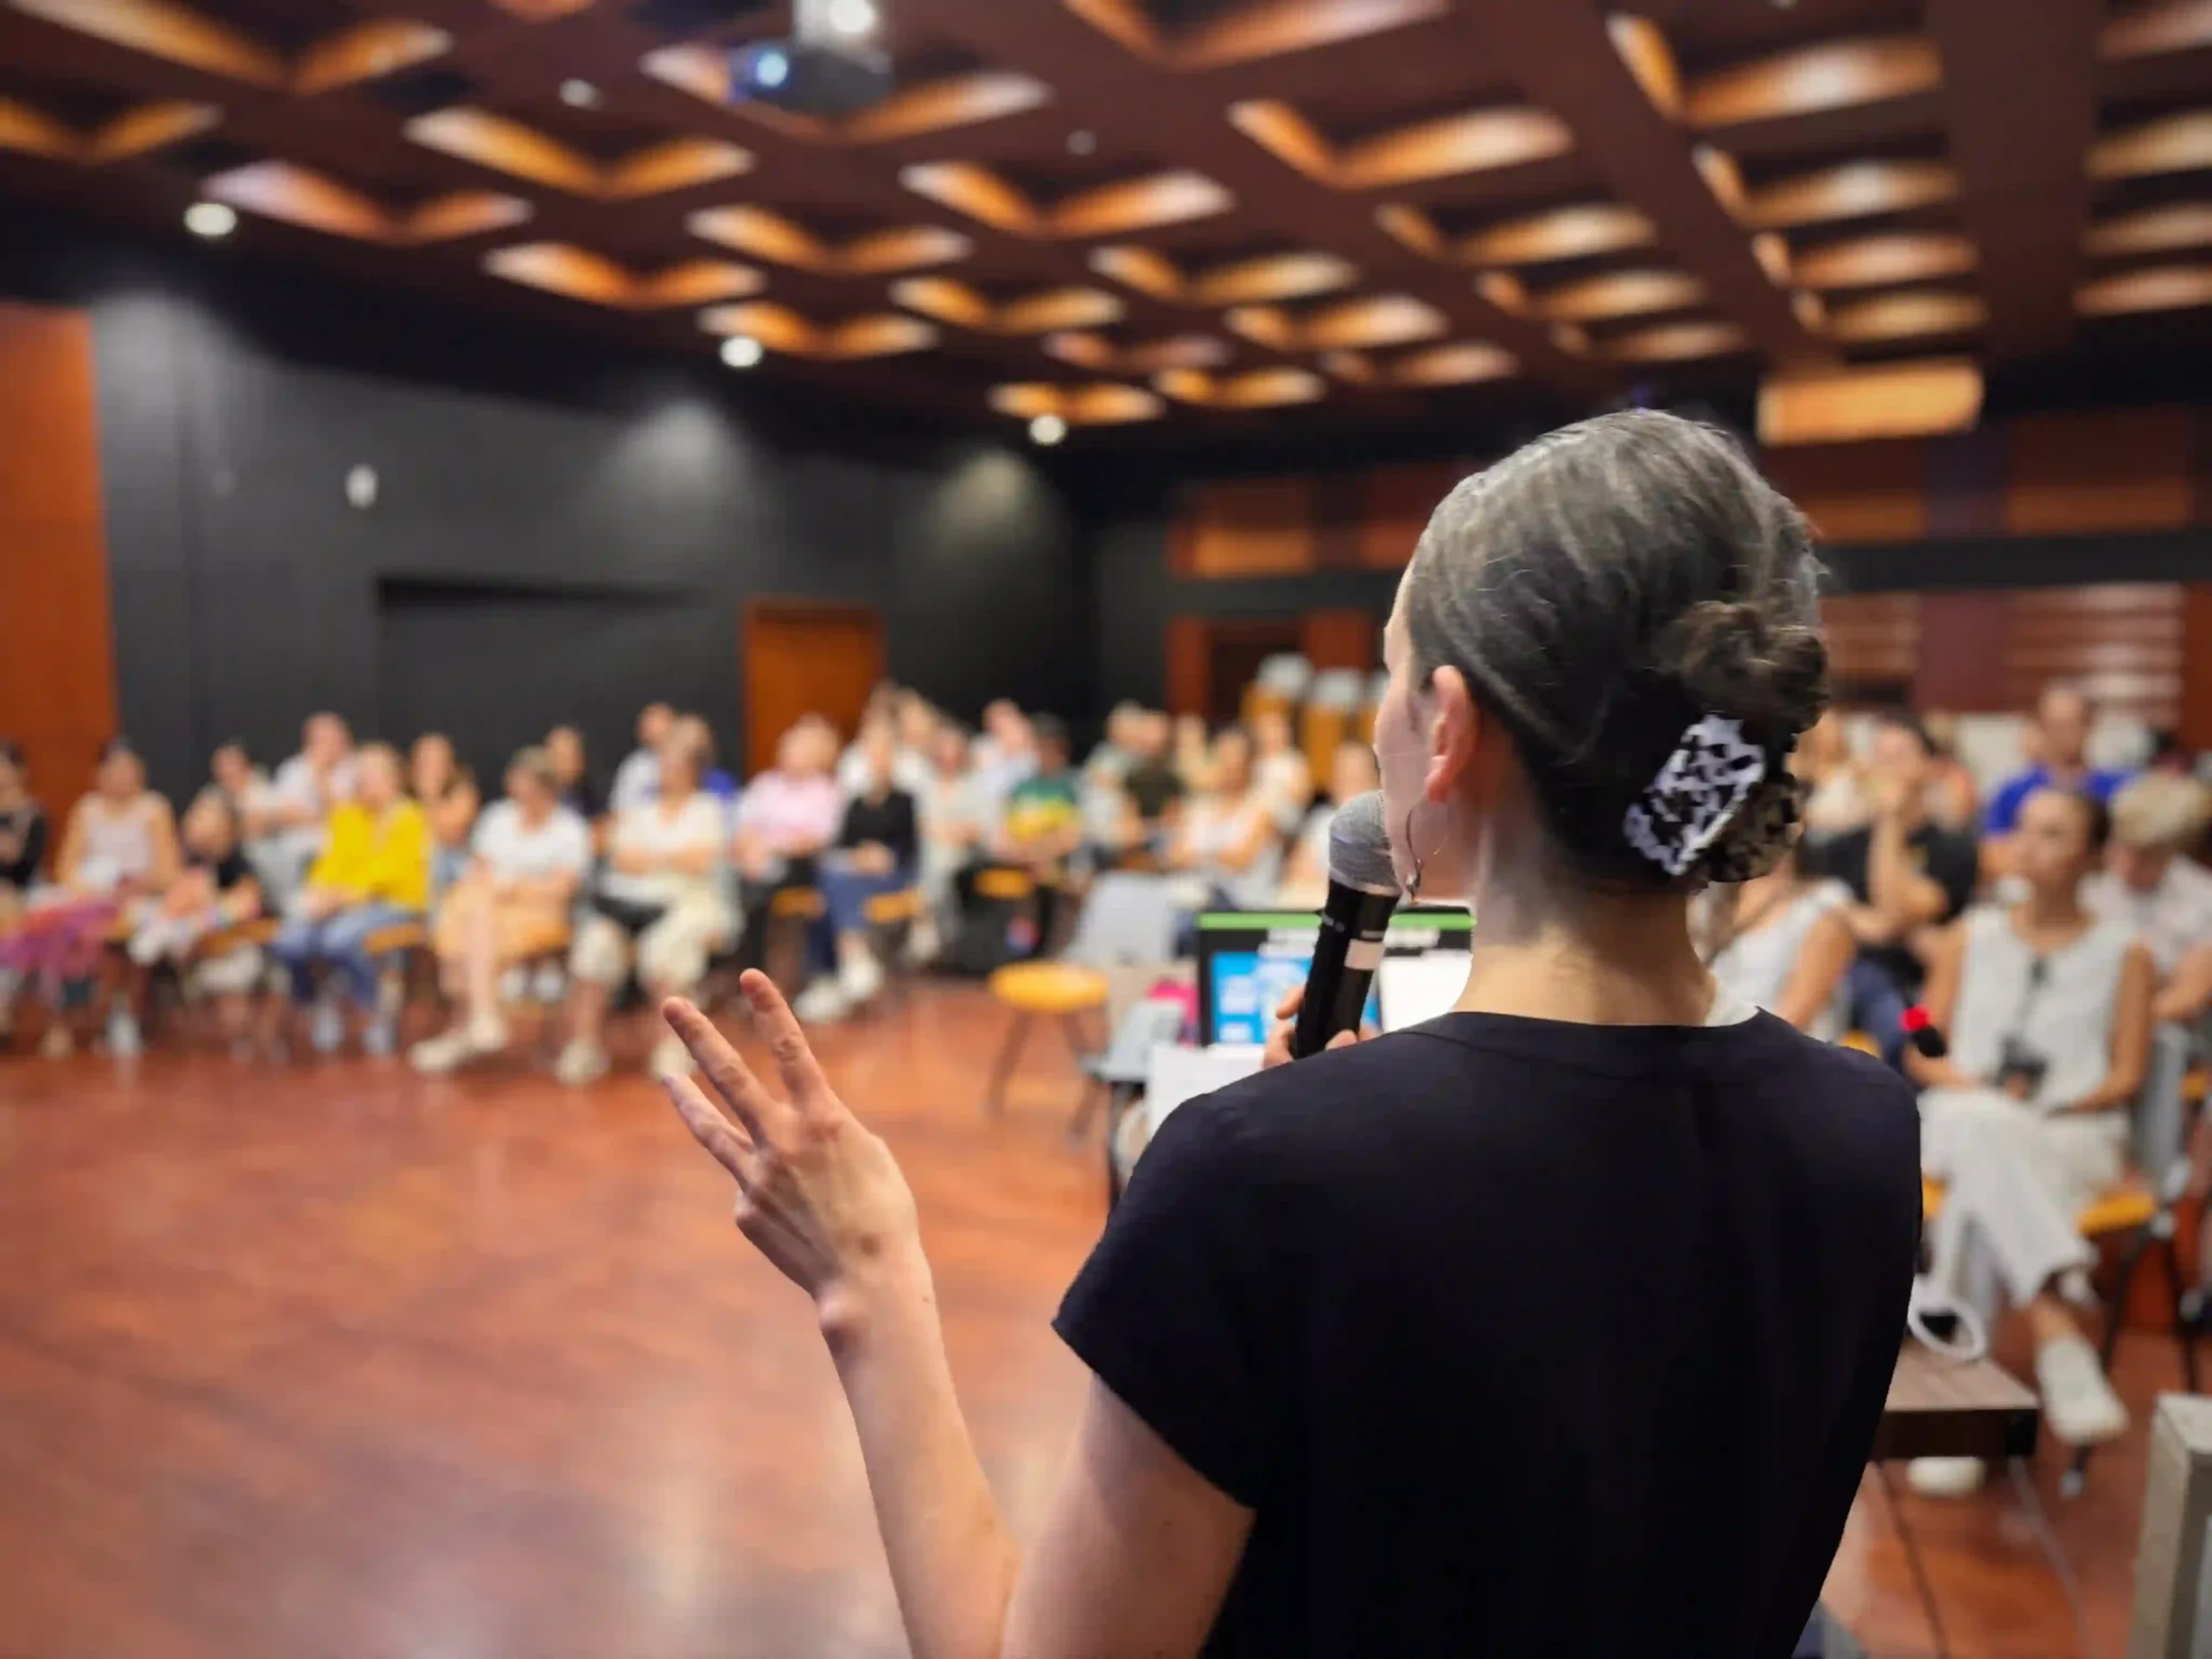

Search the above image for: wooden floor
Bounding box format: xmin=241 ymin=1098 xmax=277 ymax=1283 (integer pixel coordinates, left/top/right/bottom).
xmin=0 ymin=981 xmax=2174 ymax=1658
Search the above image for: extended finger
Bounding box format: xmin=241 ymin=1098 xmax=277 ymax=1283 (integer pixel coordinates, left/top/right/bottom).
xmin=662 ymin=997 xmax=786 ymax=1141
xmin=660 ymin=1069 xmax=756 ymax=1184
xmin=737 ymin=969 xmax=836 ymax=1115
xmin=1274 ymin=984 xmax=1303 ymax=1021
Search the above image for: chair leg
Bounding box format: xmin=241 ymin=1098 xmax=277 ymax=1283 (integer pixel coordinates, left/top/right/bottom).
xmin=2066 ymin=1223 xmax=2154 ymax=1497
xmin=2162 ymin=1226 xmax=2202 ymax=1394
xmin=983 ymin=1014 xmax=1030 ymax=1118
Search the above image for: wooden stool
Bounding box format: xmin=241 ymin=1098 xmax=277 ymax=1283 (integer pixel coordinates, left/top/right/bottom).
xmin=861 ymin=887 xmax=924 ymax=1001
xmin=983 ymin=961 xmax=1109 ymax=1127
xmin=760 ymin=886 xmax=824 ymax=995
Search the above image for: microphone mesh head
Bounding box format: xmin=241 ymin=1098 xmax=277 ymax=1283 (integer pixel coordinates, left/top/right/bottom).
xmin=1327 ymin=790 xmax=1398 ymax=891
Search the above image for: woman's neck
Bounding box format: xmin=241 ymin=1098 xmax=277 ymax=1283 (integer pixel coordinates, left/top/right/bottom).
xmin=2017 ymin=882 xmax=2087 ymax=931
xmin=1453 ymin=874 xmax=1713 ymax=1027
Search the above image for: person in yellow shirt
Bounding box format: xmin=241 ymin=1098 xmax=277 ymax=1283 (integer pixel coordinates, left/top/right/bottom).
xmin=265 ymin=743 xmax=428 ymax=1056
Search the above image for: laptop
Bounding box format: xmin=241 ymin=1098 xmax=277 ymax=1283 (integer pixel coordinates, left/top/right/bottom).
xmin=1193 ymin=907 xmax=1474 ymax=1046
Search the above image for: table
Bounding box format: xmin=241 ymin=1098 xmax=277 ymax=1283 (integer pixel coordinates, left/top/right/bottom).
xmin=1872 ymin=1342 xmax=2041 ymax=1463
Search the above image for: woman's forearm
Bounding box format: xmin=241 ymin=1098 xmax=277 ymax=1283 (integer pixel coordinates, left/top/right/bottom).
xmin=828 ymin=1254 xmax=1018 ymax=1659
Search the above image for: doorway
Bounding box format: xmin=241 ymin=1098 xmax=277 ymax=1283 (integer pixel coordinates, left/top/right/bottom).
xmin=741 ymin=599 xmax=886 ymax=775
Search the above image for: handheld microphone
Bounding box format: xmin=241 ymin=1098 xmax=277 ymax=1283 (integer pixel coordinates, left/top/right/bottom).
xmin=1901 ymin=1005 xmax=1948 ymax=1061
xmin=1293 ymin=791 xmax=1401 ymax=1058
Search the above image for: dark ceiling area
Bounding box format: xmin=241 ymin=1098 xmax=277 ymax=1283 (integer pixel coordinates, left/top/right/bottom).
xmin=3 ymin=0 xmax=2211 ymax=444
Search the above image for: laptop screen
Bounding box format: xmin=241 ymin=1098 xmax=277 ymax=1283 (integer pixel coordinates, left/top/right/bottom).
xmin=1193 ymin=908 xmax=1474 ymax=1046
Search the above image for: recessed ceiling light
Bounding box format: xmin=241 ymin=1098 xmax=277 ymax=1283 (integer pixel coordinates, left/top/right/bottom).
xmin=559 ymin=78 xmax=602 ymax=108
xmin=720 ymin=335 xmax=765 ymax=368
xmin=825 ymin=0 xmax=878 ymax=38
xmin=184 ymin=200 xmax=236 ymax=238
xmin=1029 ymin=413 xmax=1068 ymax=446
xmin=1067 ymin=130 xmax=1097 ymax=156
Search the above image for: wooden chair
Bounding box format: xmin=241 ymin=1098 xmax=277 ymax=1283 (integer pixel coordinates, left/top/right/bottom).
xmin=760 ymin=886 xmax=824 ymax=995
xmin=861 ymin=887 xmax=925 ymax=1003
xmin=982 ymin=961 xmax=1109 ymax=1129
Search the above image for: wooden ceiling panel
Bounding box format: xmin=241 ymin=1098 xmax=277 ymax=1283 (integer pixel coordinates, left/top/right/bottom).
xmin=0 ymin=0 xmax=2202 ymax=435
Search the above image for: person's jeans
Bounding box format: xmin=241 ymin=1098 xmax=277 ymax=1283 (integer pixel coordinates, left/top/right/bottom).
xmin=808 ymin=861 xmax=912 ymax=975
xmin=273 ymin=901 xmax=416 ymax=1006
xmin=1847 ymin=955 xmax=1913 ymax=1068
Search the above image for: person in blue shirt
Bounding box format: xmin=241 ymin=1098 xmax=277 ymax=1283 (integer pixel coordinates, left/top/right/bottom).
xmin=1983 ymin=683 xmax=2131 ymax=841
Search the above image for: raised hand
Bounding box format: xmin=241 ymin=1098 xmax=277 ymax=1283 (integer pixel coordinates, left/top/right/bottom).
xmin=659 ymin=972 xmax=924 ymax=1338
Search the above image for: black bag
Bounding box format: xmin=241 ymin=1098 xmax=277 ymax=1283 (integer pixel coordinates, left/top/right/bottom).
xmin=592 ymin=894 xmax=669 ymax=936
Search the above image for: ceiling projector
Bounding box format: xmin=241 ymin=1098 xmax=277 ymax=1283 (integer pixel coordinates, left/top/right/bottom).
xmin=730 ymin=0 xmax=893 ymax=118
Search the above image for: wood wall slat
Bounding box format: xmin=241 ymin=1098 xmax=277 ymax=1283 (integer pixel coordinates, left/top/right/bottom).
xmin=1184 ymin=478 xmax=1318 ymax=577
xmin=2006 ymin=408 xmax=2196 ymax=534
xmin=0 ymin=301 xmax=114 ymax=821
xmin=1763 ymin=439 xmax=1929 ymax=543
xmin=1356 ymin=461 xmax=1463 ymax=570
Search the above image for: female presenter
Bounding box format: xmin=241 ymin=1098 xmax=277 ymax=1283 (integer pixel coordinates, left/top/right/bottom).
xmin=658 ymin=410 xmax=1922 ymax=1659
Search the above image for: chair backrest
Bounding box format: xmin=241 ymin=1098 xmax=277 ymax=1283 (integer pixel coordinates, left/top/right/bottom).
xmin=2134 ymin=1021 xmax=2195 ymax=1185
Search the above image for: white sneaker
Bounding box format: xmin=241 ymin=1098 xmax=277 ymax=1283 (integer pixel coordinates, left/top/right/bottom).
xmin=498 ymin=967 xmax=528 ymax=1004
xmin=105 ymin=1008 xmax=143 ymax=1058
xmin=793 ymin=979 xmax=851 ymax=1023
xmin=361 ymin=1016 xmax=396 ymax=1058
xmin=410 ymin=1027 xmax=477 ymax=1074
xmin=905 ymin=914 xmax=940 ymax=967
xmin=309 ymin=998 xmax=345 ymax=1055
xmin=648 ymin=1032 xmax=695 ymax=1080
xmin=2037 ymin=1334 xmax=2129 ymax=1447
xmin=1906 ymin=1456 xmax=1987 ymax=1498
xmin=838 ymin=950 xmax=885 ymax=1005
xmin=552 ymin=1038 xmax=610 ymax=1087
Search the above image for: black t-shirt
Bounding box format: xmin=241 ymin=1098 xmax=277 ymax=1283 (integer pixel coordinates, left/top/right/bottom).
xmin=1057 ymin=1012 xmax=1919 ymax=1659
xmin=1124 ymin=760 xmax=1185 ymax=823
xmin=190 ymin=846 xmax=254 ymax=893
xmin=1807 ymin=822 xmax=1979 ymax=992
xmin=0 ymin=802 xmax=48 ymax=890
xmin=561 ymin=776 xmax=603 ymax=821
xmin=836 ymin=788 xmax=918 ymax=868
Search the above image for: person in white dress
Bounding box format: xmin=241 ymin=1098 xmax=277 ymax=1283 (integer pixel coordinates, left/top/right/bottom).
xmin=411 ymin=747 xmax=593 ymax=1074
xmin=1699 ymin=842 xmax=1854 ymax=1039
xmin=1906 ymin=787 xmax=2154 ymax=1496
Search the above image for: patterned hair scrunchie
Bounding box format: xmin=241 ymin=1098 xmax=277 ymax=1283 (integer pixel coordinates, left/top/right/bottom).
xmin=1621 ymin=715 xmax=1769 ymax=878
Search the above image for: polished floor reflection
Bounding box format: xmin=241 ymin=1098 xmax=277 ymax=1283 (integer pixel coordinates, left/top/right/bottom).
xmin=0 ymin=982 xmax=2165 ymax=1657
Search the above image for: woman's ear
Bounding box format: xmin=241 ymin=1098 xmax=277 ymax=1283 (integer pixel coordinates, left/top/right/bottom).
xmin=1423 ymin=666 xmax=1481 ymax=804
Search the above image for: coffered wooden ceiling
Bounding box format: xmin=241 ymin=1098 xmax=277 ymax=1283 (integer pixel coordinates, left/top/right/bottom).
xmin=3 ymin=0 xmax=2211 ymax=440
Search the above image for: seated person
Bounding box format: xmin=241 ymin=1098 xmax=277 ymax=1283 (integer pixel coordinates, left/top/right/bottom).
xmin=208 ymin=739 xmax=274 ymax=828
xmin=608 ymin=702 xmax=674 ymax=814
xmin=260 ymin=712 xmax=356 ymax=902
xmin=1 ymin=739 xmax=178 ymax=1059
xmin=1166 ymin=725 xmax=1282 ymax=909
xmin=556 ymin=728 xmax=730 ymax=1086
xmin=917 ymin=724 xmax=989 ymax=952
xmin=1804 ymin=711 xmax=1979 ymax=1059
xmin=1794 ymin=709 xmax=1869 ymax=850
xmin=1982 ymin=683 xmax=2131 ymax=861
xmin=118 ymin=790 xmax=264 ymax=1057
xmin=1251 ymin=706 xmax=1315 ymax=834
xmin=1699 ymin=842 xmax=1853 ymax=1039
xmin=0 ymin=740 xmax=48 ymax=1044
xmin=264 ymin=744 xmax=429 ymax=1058
xmin=732 ymin=719 xmax=843 ymax=935
xmin=410 ymin=747 xmax=592 ymax=1074
xmin=1084 ymin=709 xmax=1185 ymax=866
xmin=838 ymin=705 xmax=932 ymax=798
xmin=994 ymin=715 xmax=1084 ymax=872
xmin=1171 ymin=712 xmax=1215 ymax=793
xmin=1906 ymin=788 xmax=2152 ymax=1496
xmin=674 ymin=713 xmax=741 ymax=805
xmin=410 ymin=731 xmax=480 ymax=896
xmin=2084 ymin=771 xmax=2212 ymax=1027
xmin=544 ymin=724 xmax=602 ymax=823
xmin=793 ymin=723 xmax=919 ymax=1023
xmin=1279 ymin=739 xmax=1381 ymax=908
xmin=1922 ymin=710 xmax=1980 ymax=833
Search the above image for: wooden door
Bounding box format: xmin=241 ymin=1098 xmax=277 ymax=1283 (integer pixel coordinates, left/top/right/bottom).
xmin=0 ymin=302 xmax=115 ymax=823
xmin=741 ymin=600 xmax=885 ymax=776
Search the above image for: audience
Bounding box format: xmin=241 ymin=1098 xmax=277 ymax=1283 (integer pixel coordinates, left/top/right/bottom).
xmin=1166 ymin=725 xmax=1282 ymax=909
xmin=410 ymin=731 xmax=480 ymax=895
xmin=1907 ymin=788 xmax=2152 ymax=1496
xmin=838 ymin=702 xmax=933 ymax=798
xmin=410 ymin=747 xmax=591 ymax=1074
xmin=264 ymin=743 xmax=428 ymax=1058
xmin=207 ymin=740 xmax=274 ymax=830
xmin=916 ymin=723 xmax=989 ymax=949
xmin=1700 ymin=842 xmax=1854 ymax=1039
xmin=794 ymin=721 xmax=920 ymax=1022
xmin=1807 ymin=711 xmax=1980 ymax=1058
xmin=608 ymin=702 xmax=674 ymax=814
xmin=557 ymin=724 xmax=731 ymax=1085
xmin=2088 ymin=771 xmax=2212 ymax=1027
xmin=732 ymin=718 xmax=842 ymax=912
xmin=1794 ymin=710 xmax=1871 ymax=845
xmin=0 ymin=740 xmax=48 ymax=899
xmin=995 ymin=715 xmax=1083 ymax=871
xmin=1 ymin=739 xmax=177 ymax=1057
xmin=676 ymin=713 xmax=742 ymax=805
xmin=544 ymin=724 xmax=601 ymax=822
xmin=971 ymin=698 xmax=1037 ymax=810
xmin=262 ymin=713 xmax=356 ymax=899
xmin=1921 ymin=710 xmax=1981 ymax=833
xmin=1250 ymin=706 xmax=1314 ymax=833
xmin=1280 ymin=739 xmax=1380 ymax=907
xmin=1984 ymin=684 xmax=2131 ymax=844
xmin=1171 ymin=711 xmax=1214 ymax=793
xmin=118 ymin=789 xmax=263 ymax=1058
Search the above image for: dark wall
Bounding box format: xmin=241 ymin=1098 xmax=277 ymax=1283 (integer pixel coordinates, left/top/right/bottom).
xmin=0 ymin=201 xmax=1090 ymax=803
